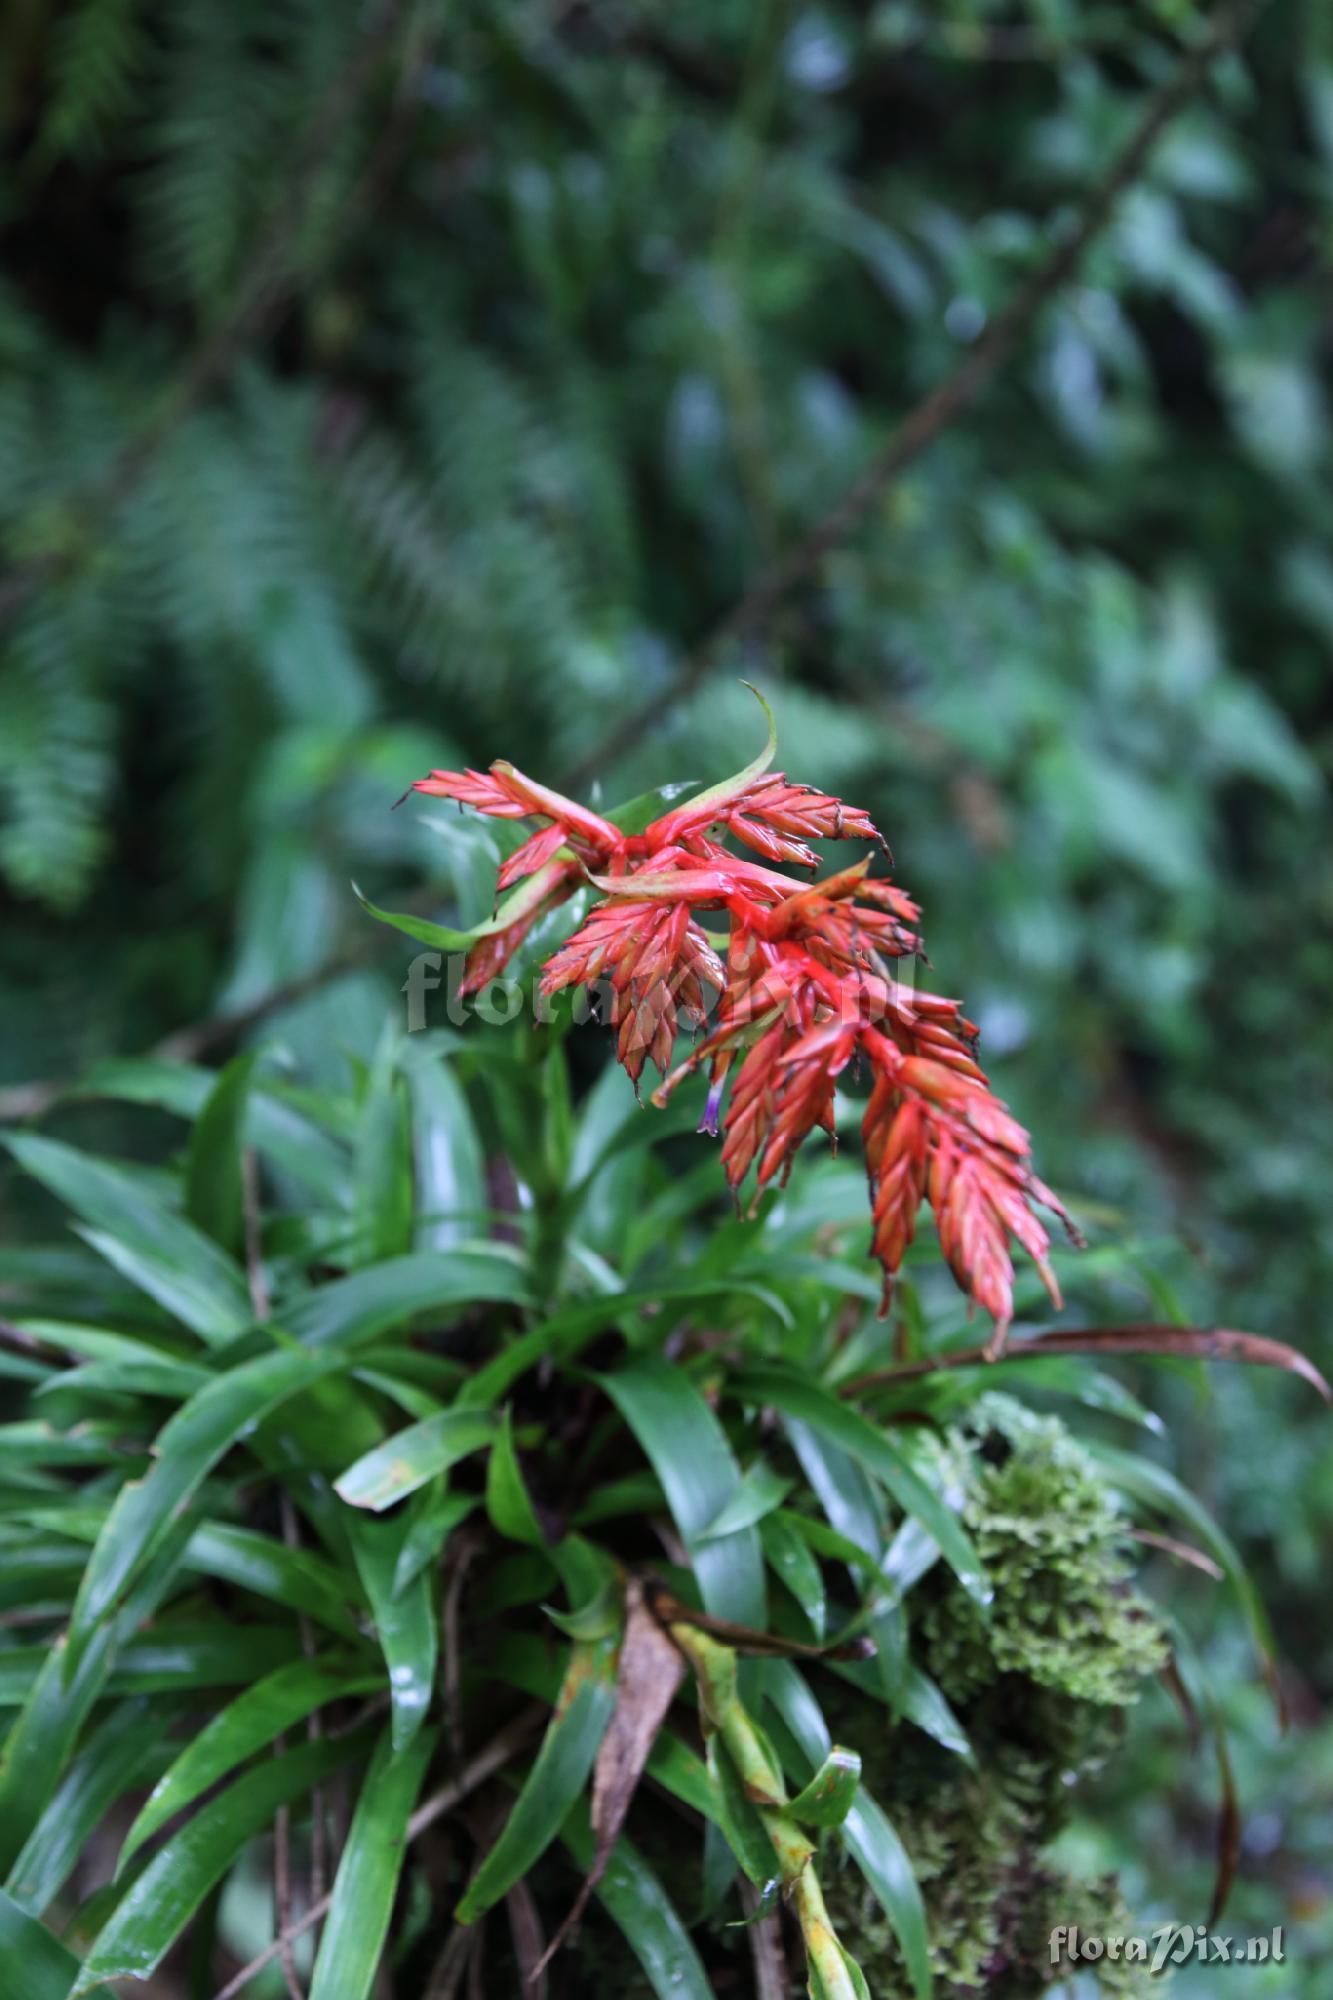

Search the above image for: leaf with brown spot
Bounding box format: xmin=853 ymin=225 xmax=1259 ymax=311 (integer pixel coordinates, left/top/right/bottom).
xmin=533 ymin=1580 xmax=685 ymax=1978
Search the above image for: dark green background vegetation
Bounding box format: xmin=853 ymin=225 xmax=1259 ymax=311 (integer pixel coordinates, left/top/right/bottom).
xmin=1 ymin=1 xmax=1330 ymax=1993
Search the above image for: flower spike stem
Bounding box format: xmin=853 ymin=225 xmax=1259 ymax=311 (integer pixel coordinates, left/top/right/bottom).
xmin=669 ymin=1623 xmax=861 ymax=2000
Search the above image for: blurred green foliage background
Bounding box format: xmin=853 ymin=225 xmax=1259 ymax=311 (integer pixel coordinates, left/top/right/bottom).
xmin=1 ymin=0 xmax=1330 ymax=1988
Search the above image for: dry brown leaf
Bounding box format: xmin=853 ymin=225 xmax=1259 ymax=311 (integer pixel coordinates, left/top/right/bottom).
xmin=532 ymin=1578 xmax=685 ymax=1979
xmin=848 ymin=1323 xmax=1332 ymax=1402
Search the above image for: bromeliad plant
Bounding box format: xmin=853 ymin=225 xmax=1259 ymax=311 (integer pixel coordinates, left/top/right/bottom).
xmin=0 ymin=704 xmax=1325 ymax=2000
xmin=385 ymin=689 xmax=1079 ymax=1353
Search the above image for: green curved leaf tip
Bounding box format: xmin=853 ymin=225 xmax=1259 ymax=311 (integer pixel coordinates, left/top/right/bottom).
xmin=667 ymin=680 xmax=778 ymax=823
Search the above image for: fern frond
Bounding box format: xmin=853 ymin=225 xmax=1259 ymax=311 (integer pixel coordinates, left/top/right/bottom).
xmin=36 ymin=0 xmax=152 ymax=165
xmin=0 ymin=600 xmax=116 ymax=908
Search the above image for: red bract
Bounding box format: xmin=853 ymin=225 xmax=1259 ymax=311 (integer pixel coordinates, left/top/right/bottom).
xmin=407 ymin=718 xmax=1077 ymax=1346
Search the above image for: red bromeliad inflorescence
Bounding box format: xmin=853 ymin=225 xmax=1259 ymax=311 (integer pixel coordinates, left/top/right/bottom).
xmin=411 ymin=721 xmax=1078 ymax=1349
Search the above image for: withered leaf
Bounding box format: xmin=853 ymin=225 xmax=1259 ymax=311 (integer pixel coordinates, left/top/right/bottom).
xmin=849 ymin=1323 xmax=1332 ymax=1403
xmin=1130 ymin=1528 xmax=1224 ymax=1580
xmin=1159 ymin=1652 xmax=1202 ymax=1752
xmin=1208 ymin=1714 xmax=1241 ymax=1928
xmin=533 ymin=1578 xmax=685 ymax=1978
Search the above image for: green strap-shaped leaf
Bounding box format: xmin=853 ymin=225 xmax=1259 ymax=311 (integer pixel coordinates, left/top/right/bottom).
xmin=119 ymin=1655 xmax=382 ymax=1870
xmin=458 ymin=1279 xmax=790 ymax=1411
xmin=599 ymin=1356 xmax=766 ymax=1627
xmin=1086 ymin=1441 xmax=1277 ymax=1681
xmin=4 ymin=1134 xmax=252 ymax=1343
xmin=347 ymin=1511 xmax=437 ymax=1752
xmin=0 ymin=1888 xmax=118 ymax=2000
xmin=308 ymin=1725 xmax=437 ymax=2000
xmin=485 ymin=1406 xmax=545 ymax=1546
xmin=0 ymin=1520 xmax=191 ymax=1871
xmin=70 ymin=1057 xmax=351 ymax=1208
xmin=454 ymin=1648 xmax=616 ymax=1924
xmin=72 ymin=1729 xmax=371 ymax=1995
xmin=759 ymin=1513 xmax=826 ymax=1638
xmin=733 ymin=1368 xmax=989 ymax=1608
xmin=0 ymin=1420 xmax=129 ymax=1469
xmin=65 ymin=1345 xmax=348 ymax=1671
xmin=766 ymin=1662 xmax=931 ymax=2000
xmin=645 ymin=681 xmax=776 ymax=830
xmin=393 ymin=1489 xmax=476 ymax=1596
xmin=785 ymin=1427 xmax=885 ymax=1561
xmin=353 ymin=1028 xmax=414 ymax=1266
xmin=335 ymin=1407 xmax=497 ymax=1511
xmin=184 ymin=1054 xmax=256 ymax=1255
xmin=787 ymin=1746 xmax=862 ymax=1827
xmin=284 ymin=1251 xmax=530 ymax=1350
xmin=601 ymin=779 xmax=699 ymax=837
xmin=38 ymin=1356 xmax=210 ymax=1401
xmin=697 ymin=1459 xmax=793 ymax=1541
xmin=100 ymin=1624 xmax=303 ymax=1694
xmin=182 ymin=1522 xmax=365 ymax=1636
xmin=706 ymin=1735 xmax=779 ymax=1889
xmin=407 ymin=1048 xmax=486 ymax=1251
xmin=561 ymin=1808 xmax=715 ymax=2000
xmin=900 ymin=1666 xmax=972 ymax=1761
xmin=6 ymin=1699 xmax=173 ymax=1914
xmin=16 ymin=1319 xmax=210 ymax=1376
xmin=354 ymin=857 xmax=572 ymax=954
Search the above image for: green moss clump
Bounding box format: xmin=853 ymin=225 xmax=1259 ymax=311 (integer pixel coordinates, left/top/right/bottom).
xmin=919 ymin=1395 xmax=1168 ymax=1708
xmin=824 ymin=1764 xmax=1162 ymax=1998
xmin=821 ymin=1396 xmax=1171 ymax=1997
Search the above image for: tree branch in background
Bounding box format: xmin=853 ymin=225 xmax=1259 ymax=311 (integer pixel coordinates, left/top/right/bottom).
xmin=565 ymin=0 xmax=1268 ymax=789
xmin=0 ymin=938 xmax=381 ymax=1122
xmin=0 ymin=0 xmax=1266 ymax=1131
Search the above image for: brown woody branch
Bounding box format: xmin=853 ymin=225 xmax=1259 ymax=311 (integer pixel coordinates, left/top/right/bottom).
xmin=565 ymin=0 xmax=1268 ymax=789
xmin=0 ymin=3 xmax=1266 ymax=1132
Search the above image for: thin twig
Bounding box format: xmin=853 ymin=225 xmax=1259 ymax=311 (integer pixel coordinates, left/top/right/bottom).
xmin=0 ymin=1605 xmax=66 ymax=1630
xmin=0 ymin=1318 xmax=62 ymax=1364
xmin=0 ymin=869 xmax=456 ymax=1125
xmin=211 ymin=1707 xmax=545 ymax=2000
xmin=505 ymin=1879 xmax=548 ymax=2000
xmin=741 ymin=1879 xmax=790 ymax=1999
xmin=0 ymin=938 xmax=378 ymax=1122
xmin=423 ymin=1926 xmax=476 ymax=2000
xmin=272 ymin=1797 xmax=304 ymax=2000
xmin=565 ymin=0 xmax=1268 ymax=788
xmin=282 ymin=1493 xmax=329 ymax=1947
xmin=442 ymin=1529 xmax=484 ymax=1770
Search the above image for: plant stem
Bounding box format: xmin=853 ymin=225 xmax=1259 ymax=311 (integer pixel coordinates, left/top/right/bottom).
xmin=669 ymin=1623 xmax=859 ymax=2000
